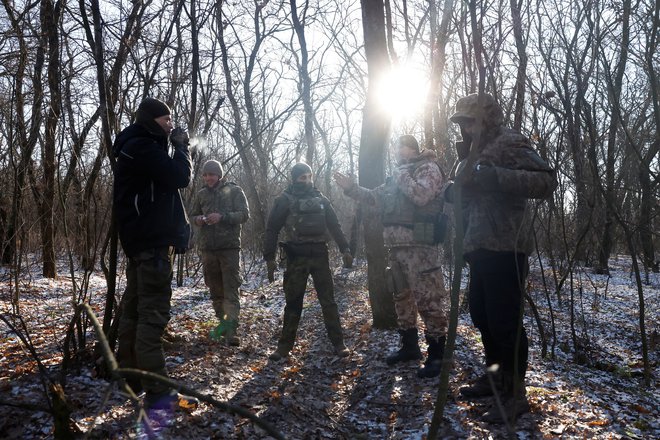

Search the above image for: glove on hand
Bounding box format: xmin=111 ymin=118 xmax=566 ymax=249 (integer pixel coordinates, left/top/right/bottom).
xmin=170 ymin=127 xmax=190 ymax=149
xmin=266 ymin=259 xmax=277 ymax=282
xmin=342 ymin=252 xmax=353 ymax=268
xmin=472 ymin=163 xmax=499 ymax=190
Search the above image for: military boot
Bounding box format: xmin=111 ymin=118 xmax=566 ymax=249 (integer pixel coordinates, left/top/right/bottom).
xmin=209 ymin=319 xmax=228 ymax=341
xmin=417 ymin=335 xmax=445 ymax=378
xmin=222 ymin=320 xmax=240 ymax=347
xmin=386 ymin=328 xmax=422 ymax=366
xmin=481 ymin=374 xmax=529 ymax=424
xmin=460 ymin=370 xmax=502 ymax=398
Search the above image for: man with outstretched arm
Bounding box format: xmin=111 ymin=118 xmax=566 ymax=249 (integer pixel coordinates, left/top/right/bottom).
xmin=334 ymin=134 xmax=449 ymax=379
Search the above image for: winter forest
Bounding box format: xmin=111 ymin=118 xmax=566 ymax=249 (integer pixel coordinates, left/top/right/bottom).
xmin=0 ymin=0 xmax=658 ymax=438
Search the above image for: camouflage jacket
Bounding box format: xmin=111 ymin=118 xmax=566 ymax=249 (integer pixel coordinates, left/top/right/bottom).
xmin=190 ymin=180 xmax=249 ymax=250
xmin=451 ymin=127 xmax=557 ymax=258
xmin=344 ymin=149 xmax=445 ymax=248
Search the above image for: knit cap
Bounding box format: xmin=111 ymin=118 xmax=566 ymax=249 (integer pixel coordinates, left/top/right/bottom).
xmin=135 ymin=97 xmax=171 ymax=136
xmin=398 ymin=134 xmax=419 ymax=152
xmin=202 ymin=160 xmax=224 ymax=178
xmin=291 ymin=162 xmax=313 ymax=181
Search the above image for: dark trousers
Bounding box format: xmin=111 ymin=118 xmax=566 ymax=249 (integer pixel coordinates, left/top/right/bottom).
xmin=117 ymin=247 xmax=174 ymax=395
xmin=277 ymin=244 xmax=344 ymax=351
xmin=467 ymin=251 xmax=529 ymax=380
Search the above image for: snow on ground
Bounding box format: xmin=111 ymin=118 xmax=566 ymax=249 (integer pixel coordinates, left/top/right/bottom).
xmin=0 ymin=254 xmax=658 ymax=439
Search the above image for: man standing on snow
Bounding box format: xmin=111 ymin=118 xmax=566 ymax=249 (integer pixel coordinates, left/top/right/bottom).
xmin=446 ymin=93 xmax=556 ymax=423
xmin=334 ymin=134 xmax=449 ymax=379
xmin=264 ymin=162 xmax=353 ymax=361
xmin=113 ymin=97 xmax=197 ymax=412
xmin=190 ymin=159 xmax=249 ymax=346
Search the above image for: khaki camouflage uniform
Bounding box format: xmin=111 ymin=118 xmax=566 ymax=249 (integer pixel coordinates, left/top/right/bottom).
xmin=344 ymin=149 xmax=449 ymax=339
xmin=191 ymin=180 xmax=249 ymax=326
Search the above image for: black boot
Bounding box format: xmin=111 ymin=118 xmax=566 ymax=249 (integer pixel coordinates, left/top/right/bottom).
xmin=459 ymin=370 xmax=501 ymax=398
xmin=482 ymin=374 xmax=529 ymax=423
xmin=386 ymin=328 xmax=422 ymax=365
xmin=417 ymin=335 xmax=446 ymax=378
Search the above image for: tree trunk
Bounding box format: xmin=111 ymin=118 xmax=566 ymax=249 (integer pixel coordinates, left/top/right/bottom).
xmin=290 ymin=0 xmax=317 ymax=166
xmin=216 ymin=2 xmax=268 ymax=241
xmin=359 ymin=0 xmax=396 ymax=329
xmin=509 ymin=0 xmax=527 ymax=132
xmin=38 ymin=0 xmax=63 ymax=278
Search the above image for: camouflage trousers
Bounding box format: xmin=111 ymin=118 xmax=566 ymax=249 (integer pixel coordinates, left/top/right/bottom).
xmin=389 ymin=246 xmax=449 ymax=338
xmin=276 ymin=245 xmax=344 ymax=352
xmin=117 ymin=247 xmax=174 ymax=395
xmin=201 ymin=248 xmax=242 ymax=323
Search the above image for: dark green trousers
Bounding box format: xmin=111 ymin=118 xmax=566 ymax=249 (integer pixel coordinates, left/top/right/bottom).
xmin=117 ymin=247 xmax=173 ymax=395
xmin=201 ymin=248 xmax=242 ymax=323
xmin=276 ymin=244 xmax=344 ymax=352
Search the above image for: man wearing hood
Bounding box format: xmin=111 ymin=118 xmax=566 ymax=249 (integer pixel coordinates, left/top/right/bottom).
xmin=334 ymin=135 xmax=449 ymax=379
xmin=112 ymin=97 xmax=195 ymax=412
xmin=264 ymin=162 xmax=353 ymax=361
xmin=446 ymin=93 xmax=557 ymax=423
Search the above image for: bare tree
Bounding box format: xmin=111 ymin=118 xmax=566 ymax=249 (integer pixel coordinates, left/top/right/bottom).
xmin=358 ymin=0 xmax=396 ymax=328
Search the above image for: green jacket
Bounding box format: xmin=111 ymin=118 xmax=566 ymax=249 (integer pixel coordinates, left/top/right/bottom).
xmin=191 ymin=180 xmax=249 ymax=250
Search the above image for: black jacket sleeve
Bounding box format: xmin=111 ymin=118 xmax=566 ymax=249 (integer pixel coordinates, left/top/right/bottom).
xmin=323 ymin=196 xmax=350 ymax=253
xmin=263 ymin=194 xmax=290 ymax=260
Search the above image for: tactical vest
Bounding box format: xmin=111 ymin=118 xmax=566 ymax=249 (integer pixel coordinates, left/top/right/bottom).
xmin=283 ymin=193 xmax=328 ymax=243
xmin=381 ymin=168 xmax=447 ymax=245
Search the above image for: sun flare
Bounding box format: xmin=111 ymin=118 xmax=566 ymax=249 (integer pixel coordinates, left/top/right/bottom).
xmin=375 ymin=65 xmax=429 ymax=120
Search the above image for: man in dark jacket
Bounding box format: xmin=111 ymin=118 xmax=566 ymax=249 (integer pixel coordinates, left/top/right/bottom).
xmin=113 ymin=97 xmax=195 ymax=412
xmin=264 ymin=162 xmax=353 ymax=361
xmin=190 ymin=159 xmax=249 ymax=346
xmin=446 ymin=93 xmax=557 ymax=423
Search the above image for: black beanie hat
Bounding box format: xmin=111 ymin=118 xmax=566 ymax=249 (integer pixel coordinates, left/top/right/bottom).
xmin=291 ymin=162 xmax=313 ymax=181
xmin=135 ymin=97 xmax=171 ymax=136
xmin=137 ymin=97 xmax=171 ymax=119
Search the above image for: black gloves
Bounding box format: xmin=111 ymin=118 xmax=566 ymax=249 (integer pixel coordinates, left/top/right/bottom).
xmin=446 ymin=163 xmax=500 ymax=201
xmin=170 ymin=127 xmax=189 ymax=149
xmin=472 ymin=163 xmax=499 ymax=190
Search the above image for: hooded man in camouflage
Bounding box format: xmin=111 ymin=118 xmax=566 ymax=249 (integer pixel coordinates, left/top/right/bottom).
xmin=446 ymin=93 xmax=557 ymax=423
xmin=264 ymin=162 xmax=353 ymax=361
xmin=190 ymin=159 xmax=249 ymax=346
xmin=334 ymin=135 xmax=449 ymax=378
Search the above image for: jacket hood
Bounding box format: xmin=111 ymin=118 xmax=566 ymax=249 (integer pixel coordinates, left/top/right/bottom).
xmin=113 ymin=124 xmax=144 ymax=157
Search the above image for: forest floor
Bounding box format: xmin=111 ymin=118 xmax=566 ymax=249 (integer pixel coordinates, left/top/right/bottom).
xmin=0 ymin=254 xmax=658 ymax=439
